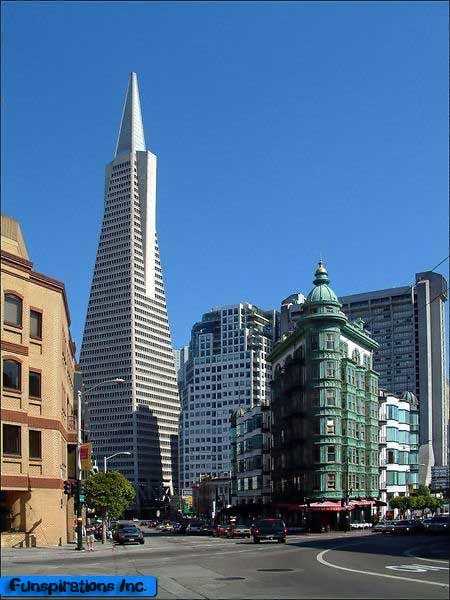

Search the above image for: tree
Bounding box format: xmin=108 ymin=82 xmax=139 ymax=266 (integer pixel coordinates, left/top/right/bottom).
xmin=84 ymin=471 xmax=136 ymax=520
xmin=389 ymin=495 xmax=411 ymax=516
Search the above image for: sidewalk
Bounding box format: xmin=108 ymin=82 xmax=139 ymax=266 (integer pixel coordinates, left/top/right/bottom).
xmin=1 ymin=540 xmax=117 ymax=563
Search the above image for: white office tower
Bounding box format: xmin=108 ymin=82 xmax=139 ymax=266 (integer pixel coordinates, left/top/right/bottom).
xmin=80 ymin=73 xmax=180 ymax=511
xmin=179 ymin=304 xmax=278 ymax=494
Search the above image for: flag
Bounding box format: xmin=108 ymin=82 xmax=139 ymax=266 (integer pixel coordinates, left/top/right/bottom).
xmin=80 ymin=443 xmax=92 ymax=471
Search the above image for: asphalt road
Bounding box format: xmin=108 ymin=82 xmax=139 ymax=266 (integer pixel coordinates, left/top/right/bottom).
xmin=2 ymin=531 xmax=449 ymax=599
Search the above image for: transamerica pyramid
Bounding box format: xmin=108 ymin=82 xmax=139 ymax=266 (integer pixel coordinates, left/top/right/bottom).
xmin=80 ymin=73 xmax=180 ymax=512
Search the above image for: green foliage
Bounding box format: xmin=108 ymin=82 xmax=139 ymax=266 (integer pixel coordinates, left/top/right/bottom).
xmin=84 ymin=471 xmax=136 ymax=519
xmin=389 ymin=495 xmax=411 ymax=513
xmin=389 ymin=486 xmax=445 ymax=514
xmin=415 ymin=485 xmax=431 ymax=497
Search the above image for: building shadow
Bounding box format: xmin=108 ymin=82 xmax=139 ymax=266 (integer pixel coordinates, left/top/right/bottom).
xmin=133 ymin=405 xmax=164 ymax=519
xmin=286 ymin=532 xmax=450 ymax=560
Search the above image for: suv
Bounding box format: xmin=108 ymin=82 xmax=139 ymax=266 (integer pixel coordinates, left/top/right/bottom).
xmin=251 ymin=519 xmax=287 ymax=544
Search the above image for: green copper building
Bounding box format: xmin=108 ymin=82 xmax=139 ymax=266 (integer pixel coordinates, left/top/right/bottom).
xmin=270 ymin=263 xmax=380 ymax=529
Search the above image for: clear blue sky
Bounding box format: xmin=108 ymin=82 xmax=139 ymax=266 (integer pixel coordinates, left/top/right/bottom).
xmin=2 ymin=1 xmax=448 ymax=352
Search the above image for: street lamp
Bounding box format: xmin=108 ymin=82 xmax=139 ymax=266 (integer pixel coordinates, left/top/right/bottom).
xmin=101 ymin=451 xmax=132 ymax=543
xmin=104 ymin=451 xmax=132 ymax=473
xmin=75 ymin=377 xmax=125 ymax=551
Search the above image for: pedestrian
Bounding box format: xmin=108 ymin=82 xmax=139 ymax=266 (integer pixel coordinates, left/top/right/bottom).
xmin=86 ymin=524 xmax=95 ymax=552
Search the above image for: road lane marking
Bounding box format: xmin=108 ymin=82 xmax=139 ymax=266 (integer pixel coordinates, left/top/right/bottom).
xmin=386 ymin=564 xmax=448 ymax=573
xmin=316 ymin=545 xmax=449 ymax=588
xmin=403 ymin=545 xmax=449 ymax=564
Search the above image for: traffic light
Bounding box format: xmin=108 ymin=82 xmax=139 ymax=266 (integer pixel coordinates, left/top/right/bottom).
xmin=63 ymin=481 xmax=72 ymax=495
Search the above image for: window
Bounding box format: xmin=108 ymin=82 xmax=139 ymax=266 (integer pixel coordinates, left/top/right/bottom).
xmin=29 ymin=430 xmax=42 ymax=459
xmin=326 ymin=473 xmax=336 ymax=490
xmin=4 ymin=294 xmax=22 ymax=327
xmin=29 ymin=371 xmax=41 ymax=398
xmin=386 ymin=427 xmax=398 ymax=442
xmin=326 ymin=419 xmax=335 ymax=435
xmin=325 ymin=361 xmax=335 ymax=378
xmin=3 ymin=359 xmax=21 ymax=390
xmin=327 ymin=445 xmax=336 ymax=462
xmin=325 ymin=389 xmax=336 ymax=406
xmin=2 ymin=424 xmax=21 ymax=455
xmin=30 ymin=310 xmax=42 ymax=339
xmin=325 ymin=333 xmax=335 ymax=350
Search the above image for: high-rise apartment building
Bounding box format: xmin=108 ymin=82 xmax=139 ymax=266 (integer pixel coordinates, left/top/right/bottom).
xmin=339 ymin=272 xmax=448 ymax=480
xmin=179 ymin=304 xmax=278 ymax=493
xmin=80 ymin=74 xmax=179 ymax=511
xmin=174 ymin=345 xmax=189 ymax=386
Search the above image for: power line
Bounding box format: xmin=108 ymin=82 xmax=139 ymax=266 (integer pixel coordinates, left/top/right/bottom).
xmin=342 ymin=254 xmax=449 ymax=330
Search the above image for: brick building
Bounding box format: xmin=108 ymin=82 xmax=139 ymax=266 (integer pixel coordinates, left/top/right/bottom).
xmin=1 ymin=215 xmax=77 ymax=547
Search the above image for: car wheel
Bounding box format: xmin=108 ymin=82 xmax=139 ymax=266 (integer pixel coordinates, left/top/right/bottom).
xmin=253 ymin=537 xmax=260 ymax=544
xmin=139 ymin=540 xmax=145 ymax=545
xmin=278 ymin=538 xmax=286 ymax=543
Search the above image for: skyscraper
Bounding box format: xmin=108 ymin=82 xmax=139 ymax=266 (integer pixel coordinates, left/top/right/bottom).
xmin=340 ymin=272 xmax=448 ymax=482
xmin=179 ymin=303 xmax=278 ymax=494
xmin=80 ymin=73 xmax=180 ymax=510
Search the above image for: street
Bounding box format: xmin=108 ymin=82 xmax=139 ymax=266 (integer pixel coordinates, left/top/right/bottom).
xmin=2 ymin=531 xmax=448 ymax=599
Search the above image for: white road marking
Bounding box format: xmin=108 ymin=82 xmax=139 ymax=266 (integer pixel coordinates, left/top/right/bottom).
xmin=403 ymin=545 xmax=449 ymax=564
xmin=386 ymin=564 xmax=448 ymax=573
xmin=316 ymin=546 xmax=449 ymax=588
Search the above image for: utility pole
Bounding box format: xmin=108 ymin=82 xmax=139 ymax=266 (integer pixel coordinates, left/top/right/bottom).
xmin=75 ymin=390 xmax=84 ymax=551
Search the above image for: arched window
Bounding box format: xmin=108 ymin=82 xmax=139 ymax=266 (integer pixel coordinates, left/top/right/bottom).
xmin=4 ymin=294 xmax=22 ymax=327
xmin=3 ymin=359 xmax=21 ymax=390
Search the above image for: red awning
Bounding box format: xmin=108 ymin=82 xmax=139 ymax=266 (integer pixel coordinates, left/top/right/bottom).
xmin=308 ymin=502 xmax=342 ymax=512
xmin=350 ymin=500 xmax=375 ymax=507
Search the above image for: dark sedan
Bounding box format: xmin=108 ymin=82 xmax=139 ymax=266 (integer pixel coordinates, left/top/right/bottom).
xmin=391 ymin=520 xmax=424 ymax=535
xmin=424 ymin=515 xmax=449 ymax=534
xmin=114 ymin=525 xmax=145 ymax=545
xmin=372 ymin=520 xmax=394 ymax=533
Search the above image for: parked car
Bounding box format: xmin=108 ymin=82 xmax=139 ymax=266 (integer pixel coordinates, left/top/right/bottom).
xmin=172 ymin=522 xmax=187 ymax=534
xmin=114 ymin=525 xmax=145 ymax=545
xmin=372 ymin=520 xmax=394 ymax=533
xmin=251 ymin=519 xmax=287 ymax=544
xmin=424 ymin=515 xmax=449 ymax=534
xmin=186 ymin=521 xmax=203 ymax=535
xmin=212 ymin=524 xmax=228 ymax=538
xmin=391 ymin=520 xmax=424 ymax=535
xmin=350 ymin=522 xmax=372 ymax=530
xmin=229 ymin=524 xmax=252 ymax=538
xmin=200 ymin=523 xmax=214 ymax=536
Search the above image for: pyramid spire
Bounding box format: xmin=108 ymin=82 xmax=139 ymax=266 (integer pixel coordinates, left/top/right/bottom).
xmin=115 ymin=72 xmax=146 ymax=157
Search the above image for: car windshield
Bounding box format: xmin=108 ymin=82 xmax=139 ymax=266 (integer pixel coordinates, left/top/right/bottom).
xmin=254 ymin=520 xmax=285 ymax=530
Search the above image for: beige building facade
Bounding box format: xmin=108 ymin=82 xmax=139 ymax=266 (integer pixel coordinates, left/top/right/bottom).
xmin=1 ymin=215 xmax=77 ymax=547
